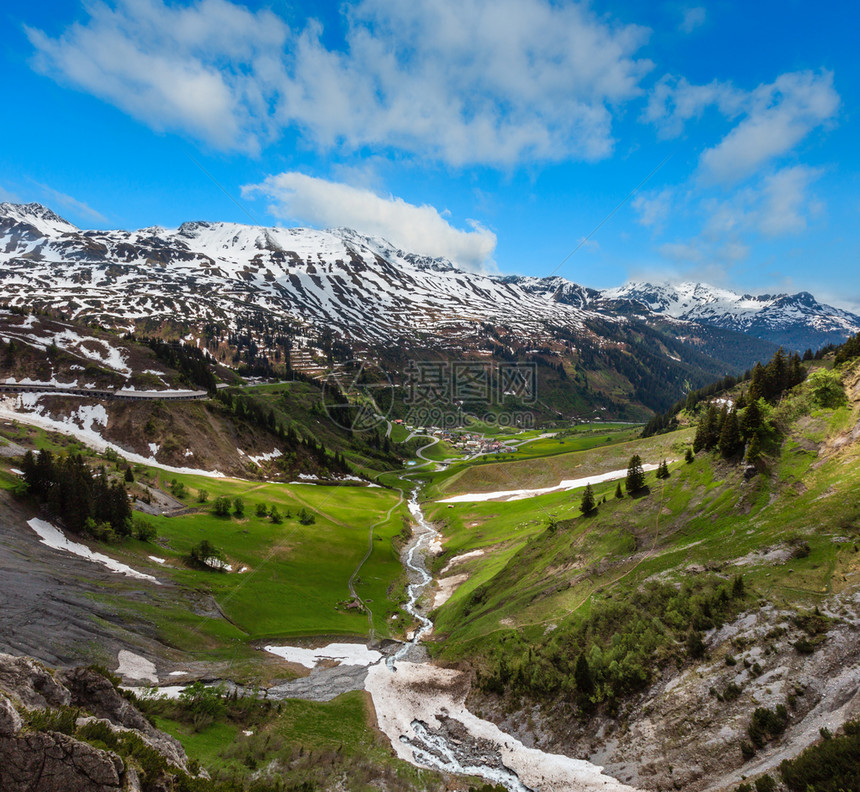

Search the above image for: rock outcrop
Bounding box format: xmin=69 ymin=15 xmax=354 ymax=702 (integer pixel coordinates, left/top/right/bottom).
xmin=0 ymin=652 xmax=193 ymax=792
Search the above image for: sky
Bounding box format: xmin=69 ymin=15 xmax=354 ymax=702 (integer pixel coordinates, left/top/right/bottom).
xmin=2 ymin=0 xmax=859 ymax=309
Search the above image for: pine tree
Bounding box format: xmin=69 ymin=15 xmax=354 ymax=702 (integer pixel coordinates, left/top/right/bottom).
xmin=579 ymin=483 xmax=596 ymax=515
xmin=656 ymin=459 xmax=670 ymax=479
xmin=748 ymin=362 xmax=766 ymax=403
xmin=614 ymin=481 xmax=623 ymax=499
xmin=626 ymin=455 xmax=645 ymax=494
xmin=684 ymin=448 xmax=694 ymax=464
xmin=686 ymin=626 xmax=706 ymax=659
xmin=719 ymin=409 xmax=743 ymax=458
xmin=740 ymin=399 xmax=763 ymax=439
xmin=745 ymin=434 xmax=762 ymax=464
xmin=574 ymin=653 xmax=594 ymax=697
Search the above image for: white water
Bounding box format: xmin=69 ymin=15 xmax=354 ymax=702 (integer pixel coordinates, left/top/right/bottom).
xmin=368 ymin=488 xmax=637 ymax=792
xmin=389 ymin=491 xmax=436 ymax=665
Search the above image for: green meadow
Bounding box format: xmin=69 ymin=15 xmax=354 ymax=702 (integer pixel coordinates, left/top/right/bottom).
xmin=103 ymin=472 xmax=411 ymax=652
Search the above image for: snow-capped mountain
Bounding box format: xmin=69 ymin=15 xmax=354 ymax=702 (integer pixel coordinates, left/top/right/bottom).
xmin=604 ymin=282 xmax=860 ymax=350
xmin=0 ymin=203 xmax=604 ymax=343
xmin=0 ymin=204 xmax=856 ymax=353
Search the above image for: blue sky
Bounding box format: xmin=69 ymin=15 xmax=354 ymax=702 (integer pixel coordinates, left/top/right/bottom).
xmin=2 ymin=0 xmax=859 ymax=309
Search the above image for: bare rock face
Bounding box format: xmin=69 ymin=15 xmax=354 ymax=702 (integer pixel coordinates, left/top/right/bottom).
xmin=59 ymin=668 xmax=189 ymax=772
xmin=0 ymin=653 xmax=194 ymax=790
xmin=0 ymin=731 xmax=126 ymax=792
xmin=0 ymin=692 xmax=23 ymax=736
xmin=0 ymin=653 xmax=71 ymax=708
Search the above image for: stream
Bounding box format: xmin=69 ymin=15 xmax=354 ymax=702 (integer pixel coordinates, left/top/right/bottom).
xmin=220 ymin=482 xmax=636 ymax=791
xmin=362 ymin=486 xmax=636 ymax=792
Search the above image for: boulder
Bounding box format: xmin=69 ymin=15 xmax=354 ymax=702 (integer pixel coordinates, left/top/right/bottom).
xmin=0 ymin=693 xmax=23 ymax=736
xmin=0 ymin=731 xmax=125 ymax=792
xmin=0 ymin=653 xmax=71 ymax=708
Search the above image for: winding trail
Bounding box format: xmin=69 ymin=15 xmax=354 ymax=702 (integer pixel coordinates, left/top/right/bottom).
xmin=347 ymin=486 xmax=406 ymax=637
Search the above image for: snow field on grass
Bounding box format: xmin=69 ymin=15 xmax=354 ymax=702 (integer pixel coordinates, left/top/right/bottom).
xmin=438 ymin=464 xmax=661 ymax=503
xmin=26 ymin=518 xmax=159 ymax=584
xmin=263 ymin=643 xmax=383 ymax=670
xmin=0 ymin=396 xmax=227 ymax=478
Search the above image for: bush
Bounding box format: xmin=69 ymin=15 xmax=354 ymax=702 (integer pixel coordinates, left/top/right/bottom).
xmin=748 ymin=705 xmax=788 ymax=748
xmin=196 ymin=489 xmax=209 ymax=503
xmin=178 ymin=682 xmax=226 ymax=732
xmin=779 ymin=718 xmax=860 ymax=791
xmin=754 ymin=776 xmax=776 ymax=792
xmin=255 ymin=502 xmax=268 ymax=518
xmin=188 ymin=540 xmax=227 ymax=570
xmin=132 ymin=515 xmax=157 ymax=542
xmin=24 ymin=705 xmax=79 ymax=735
xmin=269 ymin=506 xmax=282 ymax=524
xmin=298 ymin=507 xmax=316 ymax=525
xmin=213 ymin=496 xmax=231 ymax=517
xmin=233 ymin=497 xmax=245 ymax=518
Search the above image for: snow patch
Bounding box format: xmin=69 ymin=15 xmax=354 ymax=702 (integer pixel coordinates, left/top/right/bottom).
xmin=438 ymin=464 xmax=661 ymax=503
xmin=26 ymin=518 xmax=159 ymax=583
xmin=264 ymin=643 xmax=383 ymax=670
xmin=116 ymin=650 xmax=157 ymax=684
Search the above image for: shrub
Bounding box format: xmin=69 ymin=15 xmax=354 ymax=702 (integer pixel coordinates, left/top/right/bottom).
xmin=196 ymin=489 xmax=209 ymax=503
xmin=132 ymin=515 xmax=157 ymax=542
xmin=213 ymin=496 xmax=231 ymax=517
xmin=188 ymin=539 xmax=227 ymax=570
xmin=779 ymin=718 xmax=860 ymax=791
xmin=754 ymin=776 xmax=776 ymax=792
xmin=233 ymin=497 xmax=245 ymax=518
xmin=255 ymin=502 xmax=268 ymax=517
xmin=748 ymin=705 xmax=788 ymax=748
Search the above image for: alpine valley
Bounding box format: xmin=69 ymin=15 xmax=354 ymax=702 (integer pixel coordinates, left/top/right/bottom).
xmin=2 ymin=202 xmax=858 ymax=420
xmin=2 ymin=202 xmax=860 ymax=792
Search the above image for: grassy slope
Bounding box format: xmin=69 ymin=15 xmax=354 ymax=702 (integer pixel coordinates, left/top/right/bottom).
xmin=424 ymin=426 xmax=691 ymax=498
xmin=429 ymin=362 xmax=860 ymax=667
xmin=113 ymin=471 xmax=409 ymax=647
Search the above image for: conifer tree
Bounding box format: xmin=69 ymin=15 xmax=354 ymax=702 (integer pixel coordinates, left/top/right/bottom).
xmin=719 ymin=409 xmax=743 ymax=458
xmin=614 ymin=481 xmax=623 ymax=499
xmin=626 ymin=455 xmax=645 ymax=494
xmin=685 ymin=448 xmax=694 ymax=464
xmin=579 ymin=483 xmax=596 ymax=515
xmin=740 ymin=399 xmax=763 ymax=439
xmin=745 ymin=434 xmax=762 ymax=464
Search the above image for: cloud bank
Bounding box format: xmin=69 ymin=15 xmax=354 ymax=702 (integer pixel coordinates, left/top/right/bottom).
xmin=243 ymin=173 xmax=497 ymax=272
xmin=28 ymin=0 xmax=652 ymax=165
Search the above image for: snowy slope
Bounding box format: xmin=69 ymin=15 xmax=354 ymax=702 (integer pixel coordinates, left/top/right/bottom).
xmin=0 ymin=204 xmax=603 ymax=342
xmin=0 ymin=204 xmax=856 ymax=351
xmin=603 ymin=282 xmax=860 ymax=349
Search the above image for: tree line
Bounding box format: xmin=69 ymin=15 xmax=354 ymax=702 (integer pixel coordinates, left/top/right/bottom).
xmin=20 ymin=450 xmax=133 ymax=540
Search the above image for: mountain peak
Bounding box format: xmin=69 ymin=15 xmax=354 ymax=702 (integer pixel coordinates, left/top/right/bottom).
xmin=0 ymin=202 xmax=78 ymax=235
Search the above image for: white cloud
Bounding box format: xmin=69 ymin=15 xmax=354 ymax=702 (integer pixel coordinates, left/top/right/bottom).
xmin=678 ymin=7 xmax=706 ymax=34
xmin=632 ymin=188 xmax=673 ymax=229
xmin=33 ymin=182 xmax=107 ymax=223
xmin=701 ymin=165 xmax=823 ymax=238
xmin=28 ymin=0 xmax=653 ymax=165
xmin=698 ymin=71 xmax=839 ymax=184
xmin=644 ymin=71 xmax=838 ymax=183
xmin=642 ymin=75 xmax=745 ymax=139
xmin=26 ymin=0 xmax=287 ymax=154
xmin=756 ymin=166 xmax=823 ymax=236
xmin=243 ymin=172 xmax=497 ymax=272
